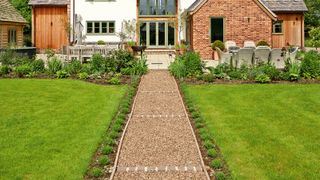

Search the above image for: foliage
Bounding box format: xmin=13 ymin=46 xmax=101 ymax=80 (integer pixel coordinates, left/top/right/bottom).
xmin=106 ymin=49 xmax=135 ymax=72
xmin=216 ymin=172 xmax=226 ymax=180
xmin=257 ymin=40 xmax=270 ymax=47
xmin=255 ymin=74 xmax=271 ymax=83
xmin=108 ymin=77 xmax=121 ymax=85
xmin=288 ymin=62 xmax=301 ymax=81
xmin=14 ymin=64 xmax=32 ymax=77
xmin=56 ymin=70 xmax=69 ymax=79
xmin=48 ymin=57 xmax=63 ymax=74
xmin=127 ymin=40 xmax=136 ymax=47
xmin=0 ymin=50 xmax=31 ymax=66
xmin=169 ymin=56 xmax=187 ymax=79
xmin=211 ymin=40 xmax=225 ymax=51
xmin=45 ymin=49 xmax=55 ymax=59
xmin=183 ymin=51 xmax=204 ymax=77
xmin=97 ymin=40 xmax=106 ymax=45
xmin=208 ymin=149 xmax=218 ymax=158
xmin=130 ymin=58 xmax=148 ymax=75
xmin=78 ymin=72 xmax=89 ymax=80
xmin=300 ymin=51 xmax=320 ymax=78
xmin=91 ymin=53 xmax=106 ymax=72
xmin=98 ymin=156 xmax=110 ymax=166
xmin=10 ymin=0 xmax=31 ymax=36
xmin=0 ymin=65 xmax=11 ymax=75
xmin=309 ymin=27 xmax=320 ymax=48
xmin=201 ymin=73 xmax=215 ymax=82
xmin=304 ymin=0 xmax=320 ymax=30
xmin=102 ymin=145 xmax=113 ymax=155
xmin=91 ymin=167 xmax=103 ymax=177
xmin=211 ymin=159 xmax=222 ymax=169
xmin=31 ymin=59 xmax=45 ymax=72
xmin=65 ymin=60 xmax=82 ymax=75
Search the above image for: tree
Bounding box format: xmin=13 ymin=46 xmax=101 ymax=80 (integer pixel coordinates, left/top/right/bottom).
xmin=304 ymin=0 xmax=320 ymax=31
xmin=309 ymin=27 xmax=320 ymax=49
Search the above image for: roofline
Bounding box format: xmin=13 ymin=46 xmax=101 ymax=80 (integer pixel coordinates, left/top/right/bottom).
xmin=187 ymin=0 xmax=277 ymax=20
xmin=0 ymin=20 xmax=27 ymax=24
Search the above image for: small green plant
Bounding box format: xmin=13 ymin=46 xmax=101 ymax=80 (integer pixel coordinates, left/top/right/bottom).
xmin=109 ymin=130 xmax=119 ymax=139
xmin=211 ymin=159 xmax=222 ymax=169
xmin=65 ymin=60 xmax=82 ymax=75
xmin=26 ymin=71 xmax=38 ymax=78
xmin=48 ymin=57 xmax=63 ymax=74
xmin=300 ymin=51 xmax=320 ymax=78
xmin=108 ymin=77 xmax=121 ymax=85
xmin=91 ymin=53 xmax=105 ymax=72
xmin=14 ymin=64 xmax=32 ymax=77
xmin=91 ymin=167 xmax=103 ymax=177
xmin=105 ymin=137 xmax=115 ymax=146
xmin=131 ymin=58 xmax=148 ymax=76
xmin=204 ymin=140 xmax=215 ymax=149
xmin=288 ymin=62 xmax=301 ymax=81
xmin=97 ymin=40 xmax=106 ymax=45
xmin=255 ymin=74 xmax=271 ymax=83
xmin=215 ymin=172 xmax=226 ymax=180
xmin=257 ymin=40 xmax=270 ymax=47
xmin=208 ymin=149 xmax=218 ymax=158
xmin=309 ymin=27 xmax=320 ymax=49
xmin=169 ymin=56 xmax=187 ymax=79
xmin=31 ymin=59 xmax=45 ymax=72
xmin=56 ymin=70 xmax=69 ymax=79
xmin=98 ymin=156 xmax=110 ymax=166
xmin=102 ymin=145 xmax=113 ymax=155
xmin=112 ymin=123 xmax=122 ymax=132
xmin=202 ymin=73 xmax=215 ymax=82
xmin=78 ymin=72 xmax=89 ymax=80
xmin=211 ymin=40 xmax=225 ymax=51
xmin=127 ymin=40 xmax=136 ymax=47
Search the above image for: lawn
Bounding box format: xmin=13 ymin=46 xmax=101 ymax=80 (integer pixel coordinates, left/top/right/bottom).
xmin=0 ymin=79 xmax=126 ymax=179
xmin=185 ymin=84 xmax=320 ymax=180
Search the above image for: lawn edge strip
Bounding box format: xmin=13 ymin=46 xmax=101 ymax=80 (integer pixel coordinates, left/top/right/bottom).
xmin=84 ymin=75 xmax=141 ymax=179
xmin=179 ymin=82 xmax=232 ymax=180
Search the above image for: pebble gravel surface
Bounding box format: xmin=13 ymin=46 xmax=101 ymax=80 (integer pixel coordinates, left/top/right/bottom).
xmin=113 ymin=71 xmax=208 ymax=180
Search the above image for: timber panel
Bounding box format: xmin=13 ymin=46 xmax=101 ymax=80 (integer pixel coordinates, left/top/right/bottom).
xmin=34 ymin=6 xmax=68 ymax=50
xmin=272 ymin=13 xmax=304 ymax=48
xmin=0 ymin=22 xmax=24 ymax=48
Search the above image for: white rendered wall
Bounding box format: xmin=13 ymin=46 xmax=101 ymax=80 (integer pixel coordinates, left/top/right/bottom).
xmin=180 ymin=0 xmax=196 ymax=11
xmin=72 ymin=0 xmax=136 ymax=43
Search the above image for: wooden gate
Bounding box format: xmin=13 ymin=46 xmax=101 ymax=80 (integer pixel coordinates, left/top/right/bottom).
xmin=33 ymin=6 xmax=68 ymax=50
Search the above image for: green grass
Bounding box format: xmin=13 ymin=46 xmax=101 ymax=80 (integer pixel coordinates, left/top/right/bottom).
xmin=185 ymin=84 xmax=320 ymax=180
xmin=0 ymin=79 xmax=126 ymax=180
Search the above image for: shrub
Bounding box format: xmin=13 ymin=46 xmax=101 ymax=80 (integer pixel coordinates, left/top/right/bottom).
xmin=255 ymin=74 xmax=271 ymax=83
xmin=0 ymin=50 xmax=16 ymax=65
xmin=300 ymin=51 xmax=320 ymax=78
xmin=288 ymin=62 xmax=301 ymax=81
xmin=112 ymin=123 xmax=122 ymax=132
xmin=130 ymin=58 xmax=148 ymax=75
xmin=14 ymin=64 xmax=32 ymax=77
xmin=109 ymin=130 xmax=119 ymax=139
xmin=91 ymin=53 xmax=106 ymax=72
xmin=215 ymin=172 xmax=226 ymax=180
xmin=169 ymin=56 xmax=187 ymax=79
xmin=208 ymin=149 xmax=218 ymax=158
xmin=255 ymin=63 xmax=280 ymax=80
xmin=65 ymin=60 xmax=82 ymax=75
xmin=201 ymin=73 xmax=215 ymax=82
xmin=108 ymin=77 xmax=121 ymax=85
xmin=48 ymin=57 xmax=63 ymax=74
xmin=211 ymin=40 xmax=225 ymax=51
xmin=183 ymin=51 xmax=203 ymax=77
xmin=211 ymin=159 xmax=222 ymax=169
xmin=204 ymin=140 xmax=215 ymax=149
xmin=98 ymin=156 xmax=110 ymax=166
xmin=106 ymin=49 xmax=135 ymax=72
xmin=26 ymin=71 xmax=38 ymax=78
xmin=257 ymin=40 xmax=270 ymax=47
xmin=0 ymin=65 xmax=11 ymax=75
xmin=56 ymin=70 xmax=69 ymax=79
xmin=78 ymin=72 xmax=89 ymax=80
xmin=81 ymin=63 xmax=93 ymax=74
xmin=101 ymin=145 xmax=113 ymax=155
xmin=31 ymin=59 xmax=45 ymax=72
xmin=91 ymin=167 xmax=103 ymax=177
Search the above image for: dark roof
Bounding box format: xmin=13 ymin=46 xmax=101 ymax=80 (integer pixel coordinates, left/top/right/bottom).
xmin=28 ymin=0 xmax=69 ymax=5
xmin=188 ymin=0 xmax=308 ymax=12
xmin=0 ymin=0 xmax=27 ymax=23
xmin=261 ymin=0 xmax=308 ymax=12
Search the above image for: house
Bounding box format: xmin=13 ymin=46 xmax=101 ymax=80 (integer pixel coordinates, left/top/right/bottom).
xmin=185 ymin=0 xmax=308 ymax=59
xmin=29 ymin=0 xmax=70 ymax=50
xmin=29 ymin=0 xmax=307 ymax=61
xmin=0 ymin=0 xmax=27 ymax=48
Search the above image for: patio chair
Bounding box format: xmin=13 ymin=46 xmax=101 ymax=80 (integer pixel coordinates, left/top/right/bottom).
xmin=244 ymin=41 xmax=256 ymax=49
xmin=216 ymin=47 xmax=232 ymax=65
xmin=235 ymin=48 xmax=254 ymax=68
xmin=270 ymin=48 xmax=285 ymax=69
xmin=225 ymin=41 xmax=237 ymax=51
xmin=254 ymin=46 xmax=271 ymax=65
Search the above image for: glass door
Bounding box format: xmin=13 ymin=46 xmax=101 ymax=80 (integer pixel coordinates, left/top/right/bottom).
xmin=139 ymin=21 xmax=175 ymax=48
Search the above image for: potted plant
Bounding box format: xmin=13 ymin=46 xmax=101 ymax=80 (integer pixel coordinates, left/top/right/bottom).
xmin=211 ymin=40 xmax=225 ymax=60
xmin=126 ymin=40 xmax=136 ymax=53
xmin=257 ymin=40 xmax=270 ymax=47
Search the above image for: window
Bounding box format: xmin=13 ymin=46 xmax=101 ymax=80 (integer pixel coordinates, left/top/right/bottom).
xmin=86 ymin=21 xmax=115 ymax=34
xmin=139 ymin=0 xmax=176 ymax=16
xmin=273 ymin=21 xmax=283 ymax=34
xmin=8 ymin=29 xmax=17 ymax=45
xmin=210 ymin=18 xmax=224 ymax=42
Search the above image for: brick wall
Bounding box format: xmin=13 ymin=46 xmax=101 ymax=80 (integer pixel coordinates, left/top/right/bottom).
xmin=190 ymin=0 xmax=273 ymax=60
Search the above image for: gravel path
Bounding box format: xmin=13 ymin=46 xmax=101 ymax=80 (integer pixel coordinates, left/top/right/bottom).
xmin=112 ymin=71 xmax=209 ymax=180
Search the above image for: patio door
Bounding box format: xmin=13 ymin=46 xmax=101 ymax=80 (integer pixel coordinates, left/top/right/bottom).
xmin=139 ymin=21 xmax=175 ymax=48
